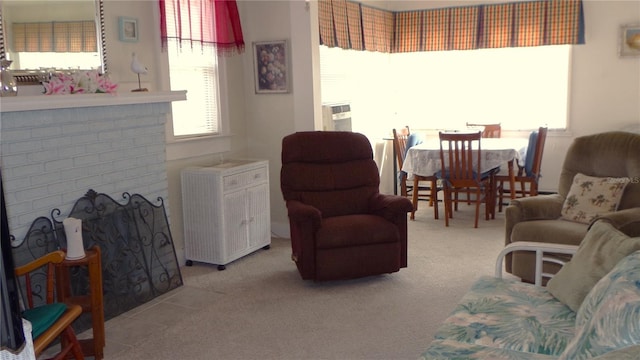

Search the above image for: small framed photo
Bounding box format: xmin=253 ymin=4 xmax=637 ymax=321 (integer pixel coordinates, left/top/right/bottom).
xmin=619 ymin=23 xmax=640 ymax=57
xmin=119 ymin=17 xmax=138 ymax=43
xmin=253 ymin=40 xmax=290 ymax=94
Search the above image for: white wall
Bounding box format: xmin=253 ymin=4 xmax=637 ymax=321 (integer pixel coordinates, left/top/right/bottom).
xmin=542 ymin=0 xmax=640 ymax=191
xmin=239 ymin=1 xmax=321 ymax=237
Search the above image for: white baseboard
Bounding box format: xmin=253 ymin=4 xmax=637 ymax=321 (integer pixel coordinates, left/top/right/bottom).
xmin=271 ymin=222 xmax=290 ymax=239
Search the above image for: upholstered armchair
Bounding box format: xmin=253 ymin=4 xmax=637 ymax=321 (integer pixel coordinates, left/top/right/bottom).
xmin=505 ymin=131 xmax=640 ymax=283
xmin=280 ymin=131 xmax=413 ymax=281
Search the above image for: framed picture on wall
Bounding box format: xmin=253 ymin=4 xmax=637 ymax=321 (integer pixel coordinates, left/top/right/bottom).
xmin=253 ymin=40 xmax=290 ymax=94
xmin=619 ymin=23 xmax=640 ymax=57
xmin=118 ymin=17 xmax=139 ymax=43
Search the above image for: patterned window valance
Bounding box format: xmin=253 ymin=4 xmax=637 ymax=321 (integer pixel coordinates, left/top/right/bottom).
xmin=12 ymin=21 xmax=97 ymax=53
xmin=319 ymin=0 xmax=585 ymax=53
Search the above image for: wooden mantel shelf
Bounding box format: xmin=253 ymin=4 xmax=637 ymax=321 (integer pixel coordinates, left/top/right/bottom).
xmin=0 ymin=90 xmax=187 ymax=112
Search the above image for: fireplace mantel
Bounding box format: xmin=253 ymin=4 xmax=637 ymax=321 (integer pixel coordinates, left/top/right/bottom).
xmin=0 ymin=90 xmax=187 ymax=112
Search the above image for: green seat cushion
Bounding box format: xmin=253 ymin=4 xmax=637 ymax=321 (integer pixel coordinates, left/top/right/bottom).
xmin=22 ymin=302 xmax=67 ymax=339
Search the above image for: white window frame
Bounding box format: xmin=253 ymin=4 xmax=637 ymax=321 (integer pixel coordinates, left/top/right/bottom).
xmin=165 ymin=38 xmax=221 ymax=138
xmin=162 ymin=52 xmax=232 ymax=161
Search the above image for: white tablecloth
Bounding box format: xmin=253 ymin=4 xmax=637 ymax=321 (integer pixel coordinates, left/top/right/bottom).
xmin=402 ymin=138 xmax=529 ymax=178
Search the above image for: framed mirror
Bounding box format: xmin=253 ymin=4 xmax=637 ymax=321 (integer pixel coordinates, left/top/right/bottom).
xmin=0 ymin=0 xmax=106 ymax=84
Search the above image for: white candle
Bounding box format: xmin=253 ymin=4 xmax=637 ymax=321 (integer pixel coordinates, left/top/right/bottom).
xmin=63 ymin=217 xmax=85 ymax=260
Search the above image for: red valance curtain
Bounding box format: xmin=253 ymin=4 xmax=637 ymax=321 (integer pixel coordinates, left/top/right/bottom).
xmin=320 ymin=0 xmax=585 ymax=53
xmin=160 ymin=0 xmax=245 ymax=55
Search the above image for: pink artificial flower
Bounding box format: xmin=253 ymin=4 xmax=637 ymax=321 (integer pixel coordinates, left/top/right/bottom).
xmin=43 ymin=70 xmax=118 ymax=95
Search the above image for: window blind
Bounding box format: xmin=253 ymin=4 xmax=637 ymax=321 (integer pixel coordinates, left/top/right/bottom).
xmin=12 ymin=21 xmax=97 ymax=53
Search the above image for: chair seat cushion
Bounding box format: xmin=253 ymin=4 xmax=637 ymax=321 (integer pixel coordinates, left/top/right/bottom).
xmin=316 ymin=214 xmax=398 ymax=249
xmin=511 ymin=219 xmax=588 ymax=246
xmin=22 ymin=302 xmax=67 ymax=339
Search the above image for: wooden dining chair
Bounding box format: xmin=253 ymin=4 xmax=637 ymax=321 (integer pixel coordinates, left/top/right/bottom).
xmin=392 ymin=126 xmax=412 ymax=197
xmin=466 ymin=122 xmax=502 ymax=138
xmin=496 ymin=126 xmax=548 ymax=212
xmin=15 ymin=250 xmax=85 ymax=360
xmin=392 ymin=127 xmax=439 ymax=220
xmin=437 ymin=131 xmax=499 ymax=228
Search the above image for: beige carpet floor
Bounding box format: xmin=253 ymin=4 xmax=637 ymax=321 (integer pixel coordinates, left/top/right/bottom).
xmin=106 ymin=205 xmax=509 ymax=360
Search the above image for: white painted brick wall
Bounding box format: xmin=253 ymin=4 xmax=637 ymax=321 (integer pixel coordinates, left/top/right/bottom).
xmin=1 ymin=102 xmax=172 ymax=242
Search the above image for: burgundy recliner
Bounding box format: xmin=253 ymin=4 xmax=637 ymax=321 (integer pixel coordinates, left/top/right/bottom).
xmin=280 ymin=131 xmax=413 ymax=281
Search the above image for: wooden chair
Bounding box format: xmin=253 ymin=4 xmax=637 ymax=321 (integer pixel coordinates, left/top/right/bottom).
xmin=15 ymin=250 xmax=84 ymax=360
xmin=437 ymin=131 xmax=499 ymax=228
xmin=497 ymin=126 xmax=548 ymax=212
xmin=466 ymin=122 xmax=502 ymax=138
xmin=392 ymin=127 xmax=439 ymax=220
xmin=392 ymin=126 xmax=412 ymax=197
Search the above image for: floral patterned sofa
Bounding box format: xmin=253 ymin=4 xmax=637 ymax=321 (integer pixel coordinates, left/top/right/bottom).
xmin=421 ymin=218 xmax=640 ymax=360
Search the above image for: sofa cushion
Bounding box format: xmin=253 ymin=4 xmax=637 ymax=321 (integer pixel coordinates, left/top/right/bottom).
xmin=434 ymin=276 xmax=576 ymax=356
xmin=547 ymin=221 xmax=640 ymax=311
xmin=558 ymin=250 xmax=640 ymax=360
xmin=421 ymin=339 xmax=558 ymax=360
xmin=560 ymin=173 xmax=629 ymax=224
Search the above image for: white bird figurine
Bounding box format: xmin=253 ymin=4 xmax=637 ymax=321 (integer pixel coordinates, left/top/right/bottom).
xmin=130 ymin=52 xmax=148 ymax=92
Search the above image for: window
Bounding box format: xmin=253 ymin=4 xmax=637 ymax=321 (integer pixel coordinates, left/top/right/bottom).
xmin=9 ymin=21 xmax=99 ymax=70
xmin=167 ymin=40 xmax=220 ymax=138
xmin=320 ymin=45 xmax=571 ymax=134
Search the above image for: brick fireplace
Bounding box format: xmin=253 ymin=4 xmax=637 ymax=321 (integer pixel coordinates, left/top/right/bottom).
xmin=1 ymin=91 xmax=186 ymax=331
xmin=1 ymin=92 xmax=185 ymax=242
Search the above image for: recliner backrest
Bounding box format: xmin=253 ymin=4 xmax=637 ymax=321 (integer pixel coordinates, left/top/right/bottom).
xmin=281 ymin=131 xmax=380 ymax=218
xmin=559 ymin=131 xmax=640 ymax=210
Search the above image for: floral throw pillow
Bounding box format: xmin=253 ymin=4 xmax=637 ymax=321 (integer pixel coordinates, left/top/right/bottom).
xmin=560 ymin=173 xmax=629 ymax=224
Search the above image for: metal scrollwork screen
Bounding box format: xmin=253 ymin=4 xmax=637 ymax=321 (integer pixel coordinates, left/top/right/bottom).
xmin=11 ymin=190 xmax=183 ymax=332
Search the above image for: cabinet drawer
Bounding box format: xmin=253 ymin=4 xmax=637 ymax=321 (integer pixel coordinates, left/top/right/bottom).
xmin=223 ymin=167 xmax=267 ymax=191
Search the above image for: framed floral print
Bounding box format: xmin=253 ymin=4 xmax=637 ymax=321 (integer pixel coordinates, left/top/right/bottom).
xmin=253 ymin=40 xmax=290 ymax=94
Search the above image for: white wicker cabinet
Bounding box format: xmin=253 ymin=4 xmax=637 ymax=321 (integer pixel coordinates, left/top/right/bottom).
xmin=181 ymin=160 xmax=271 ymax=270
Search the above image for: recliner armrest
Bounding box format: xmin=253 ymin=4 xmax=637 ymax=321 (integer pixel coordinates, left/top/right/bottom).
xmin=368 ymin=193 xmax=413 ymax=221
xmin=286 ymin=200 xmax=322 ymax=227
xmin=506 ymin=194 xmax=565 ymax=221
xmin=505 ymin=194 xmax=565 ymax=247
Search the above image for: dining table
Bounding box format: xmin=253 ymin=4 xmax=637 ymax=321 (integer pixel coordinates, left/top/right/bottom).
xmin=402 ymin=137 xmax=530 ymax=200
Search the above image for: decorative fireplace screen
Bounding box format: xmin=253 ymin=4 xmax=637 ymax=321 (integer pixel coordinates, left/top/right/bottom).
xmin=10 ymin=190 xmax=183 ymax=332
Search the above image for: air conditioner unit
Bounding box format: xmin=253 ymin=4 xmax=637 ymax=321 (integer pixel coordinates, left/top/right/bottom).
xmin=322 ymin=103 xmax=352 ymax=131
